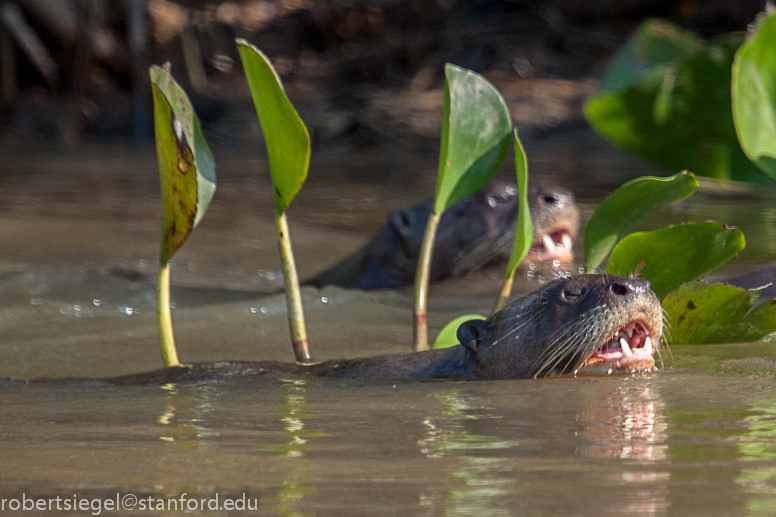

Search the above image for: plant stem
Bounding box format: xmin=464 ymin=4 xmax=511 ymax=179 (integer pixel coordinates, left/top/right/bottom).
xmin=276 ymin=211 xmax=313 ymax=363
xmin=412 ymin=211 xmax=441 ymax=351
xmin=493 ymin=272 xmax=515 ymax=313
xmin=157 ymin=261 xmax=180 ymax=367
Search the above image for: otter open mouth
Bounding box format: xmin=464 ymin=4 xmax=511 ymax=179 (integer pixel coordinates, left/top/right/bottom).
xmin=528 ymin=229 xmax=574 ymax=263
xmin=578 ymin=320 xmax=656 ymax=374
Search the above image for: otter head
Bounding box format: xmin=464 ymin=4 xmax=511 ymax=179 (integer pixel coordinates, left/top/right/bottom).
xmin=375 ymin=181 xmax=580 ymax=284
xmin=526 ymin=187 xmax=579 ymax=266
xmin=375 ymin=181 xmax=521 ymax=283
xmin=456 ymin=274 xmax=663 ymax=379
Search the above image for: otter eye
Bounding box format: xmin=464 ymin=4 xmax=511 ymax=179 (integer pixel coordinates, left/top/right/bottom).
xmin=561 ymin=287 xmax=583 ymax=303
xmin=487 ymin=191 xmax=515 ymax=207
xmin=542 ymin=194 xmax=558 ymax=205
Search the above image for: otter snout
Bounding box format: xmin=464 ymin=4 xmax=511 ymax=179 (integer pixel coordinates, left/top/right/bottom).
xmin=608 ymin=277 xmax=651 ymax=297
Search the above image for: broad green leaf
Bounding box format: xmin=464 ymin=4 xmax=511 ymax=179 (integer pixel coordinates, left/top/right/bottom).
xmin=583 ymin=171 xmax=698 ymax=269
xmin=606 ymin=222 xmax=745 ymax=298
xmin=150 ymin=64 xmax=216 ymax=265
xmin=237 ymin=39 xmax=310 ymax=214
xmin=433 ymin=64 xmax=512 ymax=215
xmin=663 ymin=281 xmax=776 ymax=343
xmin=732 ymin=11 xmax=776 ymax=180
xmin=586 ymin=32 xmax=767 ymax=182
xmin=431 ymin=314 xmax=486 ymax=350
xmin=601 ymin=19 xmax=704 ymax=92
xmin=505 ymin=129 xmax=533 ymax=276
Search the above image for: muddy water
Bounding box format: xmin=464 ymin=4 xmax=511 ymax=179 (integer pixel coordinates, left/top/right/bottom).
xmin=2 ymin=132 xmax=776 ymax=515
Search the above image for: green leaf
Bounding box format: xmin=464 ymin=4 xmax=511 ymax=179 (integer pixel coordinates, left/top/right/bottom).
xmin=505 ymin=129 xmax=533 ymax=276
xmin=732 ymin=11 xmax=776 ymax=180
xmin=236 ymin=39 xmax=310 ymax=214
xmin=586 ymin=31 xmax=766 ymax=182
xmin=606 ymin=222 xmax=745 ymax=298
xmin=433 ymin=64 xmax=512 ymax=215
xmin=662 ymin=281 xmax=776 ymax=344
xmin=583 ymin=171 xmax=698 ymax=269
xmin=150 ymin=64 xmax=216 ymax=265
xmin=431 ymin=314 xmax=486 ymax=350
xmin=601 ymin=19 xmax=704 ymax=93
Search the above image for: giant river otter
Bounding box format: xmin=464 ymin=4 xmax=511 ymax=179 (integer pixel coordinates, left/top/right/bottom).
xmin=306 ymin=181 xmax=580 ymax=290
xmin=26 ymin=275 xmax=662 ymax=386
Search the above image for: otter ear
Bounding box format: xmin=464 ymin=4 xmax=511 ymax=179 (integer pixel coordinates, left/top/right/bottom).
xmin=457 ymin=319 xmax=489 ymax=355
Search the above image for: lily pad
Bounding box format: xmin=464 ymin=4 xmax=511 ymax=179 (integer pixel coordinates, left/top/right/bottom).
xmin=236 ymin=39 xmax=310 ymax=214
xmin=732 ymin=11 xmax=776 ymax=180
xmin=505 ymin=129 xmax=533 ymax=276
xmin=431 ymin=314 xmax=486 ymax=350
xmin=663 ymin=281 xmax=776 ymax=343
xmin=150 ymin=64 xmax=216 ymax=265
xmin=433 ymin=64 xmax=512 ymax=215
xmin=606 ymin=222 xmax=745 ymax=298
xmin=583 ymin=171 xmax=697 ymax=270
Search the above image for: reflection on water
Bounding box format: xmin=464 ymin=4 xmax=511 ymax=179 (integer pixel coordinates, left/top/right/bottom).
xmin=580 ymin=381 xmax=667 ymax=461
xmin=267 ymin=379 xmax=322 ymax=517
xmin=737 ymin=397 xmax=776 ymax=515
xmin=580 ymin=381 xmax=670 ymax=516
xmin=418 ymin=391 xmax=520 ymax=517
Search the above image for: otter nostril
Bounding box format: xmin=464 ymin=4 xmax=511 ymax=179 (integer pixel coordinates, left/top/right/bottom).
xmin=610 ymin=282 xmax=629 ymax=296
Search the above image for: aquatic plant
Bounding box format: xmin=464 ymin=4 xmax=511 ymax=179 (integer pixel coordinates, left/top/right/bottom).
xmin=431 ymin=314 xmax=486 ymax=350
xmin=732 ymin=9 xmax=776 ymax=181
xmin=583 ymin=171 xmax=698 ymax=271
xmin=150 ymin=63 xmax=216 ymax=367
xmin=585 ymin=18 xmax=767 ymax=183
xmin=236 ymin=39 xmax=313 ymax=363
xmin=493 ymin=130 xmax=533 ymax=312
xmin=662 ymin=282 xmax=776 ymax=344
xmin=606 ymin=222 xmax=745 ymax=299
xmin=413 ymin=64 xmax=512 ymax=351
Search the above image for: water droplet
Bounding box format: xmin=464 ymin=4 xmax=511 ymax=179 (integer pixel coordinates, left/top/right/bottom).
xmin=30 ymin=298 xmax=43 ymax=306
xmin=124 ymin=307 xmax=134 ymax=316
xmin=169 ymin=303 xmax=176 ymax=310
xmin=321 ymin=297 xmax=328 ymax=304
xmin=139 ymin=259 xmax=149 ymax=268
xmin=93 ymin=299 xmax=101 ymax=306
xmin=261 ymin=307 xmax=267 ymax=314
xmin=250 ymin=307 xmax=258 ymax=314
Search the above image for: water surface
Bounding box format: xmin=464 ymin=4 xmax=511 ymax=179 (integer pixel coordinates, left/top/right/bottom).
xmin=2 ymin=132 xmax=776 ymax=515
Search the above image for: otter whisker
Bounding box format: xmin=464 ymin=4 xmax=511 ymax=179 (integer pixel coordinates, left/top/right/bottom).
xmin=538 ymin=305 xmax=611 ymax=375
xmin=532 ymin=305 xmax=608 ymax=376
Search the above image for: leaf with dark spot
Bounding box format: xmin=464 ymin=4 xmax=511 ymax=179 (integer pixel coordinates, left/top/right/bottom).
xmin=150 ymin=65 xmax=217 ymax=265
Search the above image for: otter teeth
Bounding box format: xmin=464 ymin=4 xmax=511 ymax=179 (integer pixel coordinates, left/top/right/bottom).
xmin=561 ymin=234 xmax=573 ymax=250
xmin=645 ymin=336 xmax=653 ymax=356
xmin=542 ymin=234 xmax=555 ymax=251
xmin=620 ymin=337 xmax=633 ymax=357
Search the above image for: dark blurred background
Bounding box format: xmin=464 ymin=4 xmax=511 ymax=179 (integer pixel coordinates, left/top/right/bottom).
xmin=0 ymin=0 xmax=767 ymax=150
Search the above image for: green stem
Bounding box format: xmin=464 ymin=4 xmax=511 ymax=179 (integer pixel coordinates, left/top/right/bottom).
xmin=276 ymin=211 xmax=313 ymax=363
xmin=157 ymin=261 xmax=180 ymax=367
xmin=412 ymin=211 xmax=441 ymax=352
xmin=493 ymin=271 xmax=515 ymax=313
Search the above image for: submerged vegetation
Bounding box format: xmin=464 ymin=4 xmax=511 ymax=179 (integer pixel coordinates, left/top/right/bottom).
xmin=147 ymin=9 xmax=776 ymax=366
